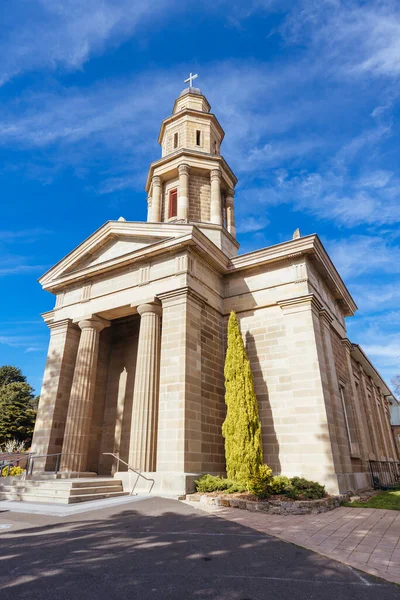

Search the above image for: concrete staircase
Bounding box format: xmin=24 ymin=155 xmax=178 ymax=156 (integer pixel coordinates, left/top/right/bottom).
xmin=0 ymin=478 xmax=129 ymax=504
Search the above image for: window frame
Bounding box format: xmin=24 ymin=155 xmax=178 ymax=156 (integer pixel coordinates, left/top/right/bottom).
xmin=173 ymin=132 xmax=178 ymax=149
xmin=168 ymin=188 xmax=178 ymax=219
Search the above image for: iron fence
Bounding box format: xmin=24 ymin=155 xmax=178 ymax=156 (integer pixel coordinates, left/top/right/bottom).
xmin=368 ymin=460 xmax=400 ymax=490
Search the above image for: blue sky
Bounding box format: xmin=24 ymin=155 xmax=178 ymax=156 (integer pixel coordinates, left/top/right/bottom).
xmin=1 ymin=0 xmax=400 ymax=394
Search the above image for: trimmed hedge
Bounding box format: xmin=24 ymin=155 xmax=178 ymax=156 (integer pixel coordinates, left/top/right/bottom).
xmin=195 ymin=471 xmax=326 ymax=501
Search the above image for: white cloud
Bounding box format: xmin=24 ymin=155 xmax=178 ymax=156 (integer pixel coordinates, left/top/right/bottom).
xmin=281 ymin=0 xmax=400 ymax=79
xmin=0 ymin=0 xmax=174 ymax=85
xmin=326 ymin=234 xmax=400 ymax=280
xmin=237 ymin=215 xmax=270 ymax=233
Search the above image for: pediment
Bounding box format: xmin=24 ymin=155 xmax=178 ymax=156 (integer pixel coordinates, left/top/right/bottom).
xmin=66 ymin=235 xmax=165 ymax=273
xmin=39 ymin=220 xmax=195 ymax=290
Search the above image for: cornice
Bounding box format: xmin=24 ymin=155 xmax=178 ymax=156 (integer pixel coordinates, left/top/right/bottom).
xmin=228 ymin=234 xmax=357 ymax=317
xmin=351 ymin=343 xmax=393 ymax=398
xmin=146 ymin=149 xmax=237 ymax=191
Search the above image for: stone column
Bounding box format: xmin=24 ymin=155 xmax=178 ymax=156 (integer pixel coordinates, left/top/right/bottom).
xmin=31 ymin=319 xmax=80 ymax=470
xmin=60 ymin=316 xmax=109 ymax=473
xmin=177 ymin=164 xmax=190 ymax=220
xmin=210 ymin=169 xmax=222 ymax=225
xmin=151 ymin=176 xmax=162 ymax=222
xmin=129 ymin=303 xmax=162 ymax=472
xmin=226 ymin=188 xmax=236 ymax=236
xmin=146 ymin=196 xmax=152 ymax=222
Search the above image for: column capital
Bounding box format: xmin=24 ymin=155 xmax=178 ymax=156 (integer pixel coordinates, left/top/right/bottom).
xmin=178 ymin=163 xmax=190 ymax=175
xmin=77 ymin=315 xmax=110 ymax=332
xmin=47 ymin=318 xmax=78 ymax=333
xmin=341 ymin=337 xmax=353 ymax=353
xmin=137 ymin=302 xmax=162 ymax=317
xmin=210 ymin=169 xmax=221 ymax=182
xmin=226 ymin=187 xmax=235 ymax=199
xmin=152 ymin=175 xmax=161 ymax=187
xmin=157 ymin=286 xmax=206 ymax=308
xmin=278 ymin=294 xmax=323 ymax=315
xmin=319 ymin=309 xmax=334 ymax=327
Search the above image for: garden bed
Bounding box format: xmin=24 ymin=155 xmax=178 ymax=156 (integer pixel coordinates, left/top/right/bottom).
xmin=186 ymin=491 xmax=342 ymax=514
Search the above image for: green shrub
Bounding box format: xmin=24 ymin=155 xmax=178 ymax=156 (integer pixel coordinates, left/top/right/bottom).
xmin=285 ymin=477 xmax=325 ymax=500
xmin=268 ymin=475 xmax=291 ymax=495
xmin=195 ymin=474 xmax=247 ymax=494
xmin=1 ymin=466 xmax=25 ymax=477
xmin=248 ymin=464 xmax=273 ymax=499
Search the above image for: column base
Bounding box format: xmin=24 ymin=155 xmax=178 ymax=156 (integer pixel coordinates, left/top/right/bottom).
xmin=114 ymin=471 xmax=200 ymax=496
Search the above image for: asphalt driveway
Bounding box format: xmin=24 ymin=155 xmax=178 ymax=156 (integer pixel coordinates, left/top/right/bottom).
xmin=0 ymin=496 xmax=398 ymax=599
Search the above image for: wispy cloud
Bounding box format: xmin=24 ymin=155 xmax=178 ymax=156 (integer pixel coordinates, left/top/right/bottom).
xmin=326 ymin=234 xmax=400 ymax=280
xmin=0 ymin=0 xmax=175 ymax=86
xmin=281 ymin=0 xmax=400 ymax=78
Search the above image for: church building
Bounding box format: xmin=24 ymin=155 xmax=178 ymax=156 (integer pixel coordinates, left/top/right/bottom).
xmin=32 ymin=81 xmax=398 ymax=495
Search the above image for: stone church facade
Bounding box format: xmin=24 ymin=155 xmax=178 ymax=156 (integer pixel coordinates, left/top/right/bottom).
xmin=32 ymin=85 xmax=398 ymax=495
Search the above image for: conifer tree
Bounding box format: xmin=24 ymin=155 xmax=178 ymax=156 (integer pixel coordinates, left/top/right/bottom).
xmin=222 ymin=311 xmax=263 ymax=483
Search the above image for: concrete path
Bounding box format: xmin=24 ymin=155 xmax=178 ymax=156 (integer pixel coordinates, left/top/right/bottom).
xmin=188 ymin=502 xmax=400 ymax=585
xmin=0 ymin=497 xmax=399 ymax=599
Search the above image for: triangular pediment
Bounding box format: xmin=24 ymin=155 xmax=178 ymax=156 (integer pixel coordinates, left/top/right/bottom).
xmin=39 ymin=220 xmax=195 ymax=290
xmin=66 ymin=234 xmax=165 ymax=273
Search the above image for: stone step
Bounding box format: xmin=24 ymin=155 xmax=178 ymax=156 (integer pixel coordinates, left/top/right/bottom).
xmin=22 ymin=479 xmax=122 ymax=490
xmin=0 ymin=490 xmax=129 ymax=504
xmin=0 ymin=485 xmax=123 ymax=498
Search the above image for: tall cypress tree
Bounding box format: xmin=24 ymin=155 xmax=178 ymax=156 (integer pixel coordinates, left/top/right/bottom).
xmin=222 ymin=311 xmax=263 ymax=483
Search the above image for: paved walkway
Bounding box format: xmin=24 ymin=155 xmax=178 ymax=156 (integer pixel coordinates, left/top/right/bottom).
xmin=188 ymin=503 xmax=400 ymax=585
xmin=1 ymin=497 xmax=399 ymax=599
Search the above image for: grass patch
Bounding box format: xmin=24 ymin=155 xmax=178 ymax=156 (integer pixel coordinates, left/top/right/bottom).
xmin=343 ymin=490 xmax=400 ymax=510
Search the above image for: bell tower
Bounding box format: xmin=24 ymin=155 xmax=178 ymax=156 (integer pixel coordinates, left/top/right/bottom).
xmin=145 ymin=76 xmax=238 ymax=254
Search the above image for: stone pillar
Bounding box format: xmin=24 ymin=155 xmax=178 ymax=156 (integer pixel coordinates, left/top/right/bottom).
xmin=156 ymin=288 xmax=204 ymax=474
xmin=226 ymin=188 xmax=236 ymax=236
xmin=177 ymin=164 xmax=190 ymax=220
xmin=210 ymin=169 xmax=222 ymax=225
xmin=359 ymin=366 xmax=379 ymax=459
xmin=146 ymin=196 xmax=152 ymax=222
xmin=129 ymin=303 xmax=162 ymax=472
xmin=278 ymin=295 xmax=339 ymax=494
xmin=341 ymin=339 xmax=368 ymax=460
xmin=60 ymin=316 xmax=109 ymax=473
xmin=31 ymin=319 xmax=80 ymax=470
xmin=151 ymin=176 xmax=161 ymax=222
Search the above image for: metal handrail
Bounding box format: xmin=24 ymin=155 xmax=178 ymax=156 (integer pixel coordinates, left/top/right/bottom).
xmin=103 ymin=452 xmax=155 ymax=495
xmin=28 ymin=452 xmax=83 ymax=478
xmin=0 ymin=452 xmax=38 ymax=478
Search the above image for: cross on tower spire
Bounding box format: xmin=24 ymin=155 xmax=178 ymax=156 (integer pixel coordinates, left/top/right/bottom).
xmin=184 ymin=72 xmax=198 ymax=88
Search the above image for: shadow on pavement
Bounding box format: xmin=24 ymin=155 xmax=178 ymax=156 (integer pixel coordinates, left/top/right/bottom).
xmin=0 ymin=497 xmax=397 ymax=600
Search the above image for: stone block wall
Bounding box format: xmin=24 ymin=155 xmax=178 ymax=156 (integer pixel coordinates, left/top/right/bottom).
xmin=188 ymin=172 xmax=211 ymax=222
xmin=97 ymin=316 xmax=140 ymax=475
xmin=200 ymin=304 xmax=225 ymax=473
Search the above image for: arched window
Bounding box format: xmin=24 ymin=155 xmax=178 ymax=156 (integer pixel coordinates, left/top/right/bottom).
xmin=169 ymin=189 xmax=177 ymax=218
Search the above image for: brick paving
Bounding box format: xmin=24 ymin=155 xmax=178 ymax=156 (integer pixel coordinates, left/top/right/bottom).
xmin=189 ymin=504 xmax=400 ymax=585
